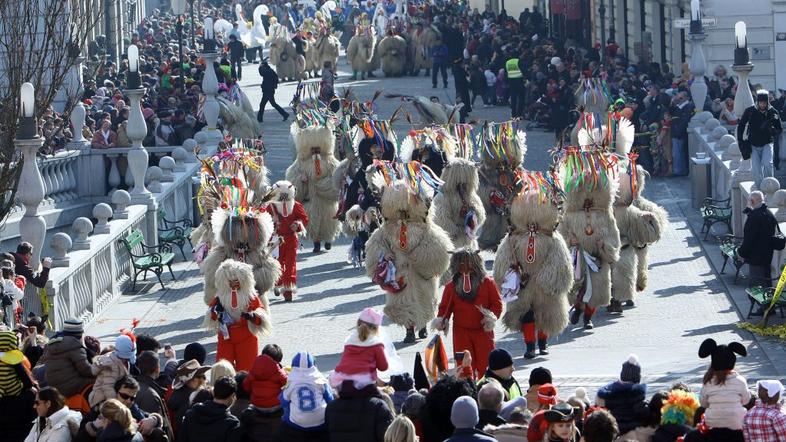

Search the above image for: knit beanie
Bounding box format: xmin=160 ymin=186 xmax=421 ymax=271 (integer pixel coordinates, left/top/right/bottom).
xmin=62 ymin=317 xmax=84 ymax=334
xmin=529 ymin=367 xmax=552 ymax=387
xmin=401 ymin=392 xmax=426 ymax=418
xmin=390 ymin=373 xmax=415 ymax=392
xmin=620 ymin=354 xmax=641 ymax=384
xmin=537 ymin=383 xmax=558 ymax=405
xmin=450 ymin=396 xmax=479 ymax=429
xmin=488 ymin=348 xmax=513 ymax=371
xmin=183 ymin=342 xmax=207 ymax=365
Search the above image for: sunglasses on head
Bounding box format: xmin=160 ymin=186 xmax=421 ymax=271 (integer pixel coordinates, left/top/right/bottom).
xmin=118 ymin=392 xmax=137 ymax=401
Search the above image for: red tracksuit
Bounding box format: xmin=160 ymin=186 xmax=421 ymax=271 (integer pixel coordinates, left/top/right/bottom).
xmin=266 ymin=202 xmax=309 ymax=290
xmin=437 ymin=277 xmax=503 ymax=376
xmin=210 ymin=295 xmax=264 ymax=371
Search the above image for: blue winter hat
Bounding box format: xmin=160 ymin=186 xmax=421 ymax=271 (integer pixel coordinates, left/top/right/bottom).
xmin=114 ymin=335 xmax=136 ymax=364
xmin=291 ymin=352 xmax=315 ymax=370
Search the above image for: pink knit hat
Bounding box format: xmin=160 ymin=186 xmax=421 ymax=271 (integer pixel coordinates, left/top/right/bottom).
xmin=358 ymin=307 xmax=382 ymax=326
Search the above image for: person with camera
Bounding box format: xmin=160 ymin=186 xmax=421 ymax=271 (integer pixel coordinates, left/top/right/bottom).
xmin=12 ymin=242 xmax=52 ymax=290
xmin=737 ymin=90 xmax=783 ymax=189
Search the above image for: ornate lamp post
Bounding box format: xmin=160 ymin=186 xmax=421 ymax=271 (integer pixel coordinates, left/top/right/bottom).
xmin=199 ymin=17 xmax=223 ymax=144
xmin=125 ymin=45 xmax=152 ymax=204
xmin=16 ymin=83 xmax=46 ymax=266
xmin=732 ymin=21 xmax=754 ymax=118
xmin=688 ymin=0 xmax=707 ymax=113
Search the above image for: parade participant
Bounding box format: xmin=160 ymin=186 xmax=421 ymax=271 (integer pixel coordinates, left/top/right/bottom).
xmin=267 ymin=181 xmax=309 ymax=302
xmin=432 ymin=153 xmax=486 ymax=251
xmin=347 ymin=20 xmax=379 ymax=80
xmin=557 ymin=146 xmax=621 ymax=330
xmin=477 ymin=121 xmax=527 ymax=251
xmin=378 ymin=30 xmax=408 ymax=77
xmin=433 ymin=249 xmax=502 ymax=376
xmin=286 ymin=117 xmax=341 ymax=253
xmin=364 ymin=161 xmax=452 ymax=343
xmin=400 ymin=127 xmax=449 ymax=178
xmin=609 ymin=141 xmax=667 ymax=313
xmin=204 ymin=260 xmax=272 ymax=371
xmin=201 ymin=201 xmax=282 ymax=306
xmin=494 ymin=171 xmax=572 ymax=358
xmin=330 ymin=308 xmax=388 ymax=391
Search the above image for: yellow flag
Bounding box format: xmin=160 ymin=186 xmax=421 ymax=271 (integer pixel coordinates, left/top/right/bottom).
xmin=764 ymin=265 xmax=786 ymax=319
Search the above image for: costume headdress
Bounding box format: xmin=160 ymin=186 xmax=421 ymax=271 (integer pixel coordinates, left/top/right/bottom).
xmin=478 ymin=120 xmax=527 ymax=168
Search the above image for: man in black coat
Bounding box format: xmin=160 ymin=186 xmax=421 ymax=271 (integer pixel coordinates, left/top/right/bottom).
xmin=257 ymin=61 xmax=289 ymax=123
xmin=227 ymin=34 xmax=245 ymax=80
xmin=178 ymin=376 xmax=242 ymax=442
xmin=12 ymin=242 xmax=51 ymax=288
xmin=476 ymin=384 xmax=506 ymax=431
xmin=737 ymin=90 xmax=782 ymax=188
xmin=452 ymin=58 xmax=472 ymax=123
xmin=738 ymin=190 xmax=778 ymax=287
xmin=325 ymin=383 xmax=394 ymax=442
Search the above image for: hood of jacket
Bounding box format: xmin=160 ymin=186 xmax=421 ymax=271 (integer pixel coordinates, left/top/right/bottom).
xmin=188 ymin=400 xmax=236 ymax=426
xmin=44 ymin=335 xmax=85 ymax=357
xmin=597 ymin=380 xmax=647 ymax=400
xmin=249 ymin=354 xmax=281 ymax=379
xmin=41 ymin=406 xmax=82 ymax=435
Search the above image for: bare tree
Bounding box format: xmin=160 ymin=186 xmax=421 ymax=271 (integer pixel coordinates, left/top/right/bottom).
xmin=0 ymin=0 xmax=102 ymax=223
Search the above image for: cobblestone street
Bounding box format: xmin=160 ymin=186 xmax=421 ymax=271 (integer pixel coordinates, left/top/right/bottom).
xmin=87 ymin=55 xmax=786 ymax=395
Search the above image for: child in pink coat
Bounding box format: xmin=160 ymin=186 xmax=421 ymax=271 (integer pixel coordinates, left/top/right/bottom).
xmin=330 ymin=308 xmax=389 ymax=391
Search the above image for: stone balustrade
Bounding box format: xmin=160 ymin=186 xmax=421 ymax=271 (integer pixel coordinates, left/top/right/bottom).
xmin=17 ymin=140 xmax=215 ymax=331
xmin=691 ymin=112 xmax=786 ymax=278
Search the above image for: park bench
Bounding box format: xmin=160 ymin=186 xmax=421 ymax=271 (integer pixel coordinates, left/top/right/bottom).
xmin=719 ymin=234 xmax=744 ymax=284
xmin=745 ymin=285 xmax=786 ymax=325
xmin=157 ymin=207 xmax=193 ymax=260
xmin=700 ymin=195 xmax=732 ymax=240
xmin=120 ymin=229 xmax=176 ymax=291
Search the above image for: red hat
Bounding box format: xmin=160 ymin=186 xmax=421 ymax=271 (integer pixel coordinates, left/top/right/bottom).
xmin=84 ymin=99 xmax=93 ymax=105
xmin=537 ymin=383 xmax=558 ymax=405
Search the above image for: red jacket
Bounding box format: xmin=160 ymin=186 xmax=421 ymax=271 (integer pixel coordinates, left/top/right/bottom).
xmin=266 ymin=202 xmax=308 ymax=238
xmin=334 ymin=333 xmax=389 ymax=378
xmin=437 ymin=277 xmax=503 ymax=330
xmin=244 ymin=354 xmax=288 ymax=408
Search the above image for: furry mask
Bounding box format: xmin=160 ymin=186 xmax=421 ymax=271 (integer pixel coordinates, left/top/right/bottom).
xmin=449 ymin=249 xmax=486 ymax=302
xmin=211 ymin=207 xmax=275 ymax=256
xmin=271 ymin=180 xmax=296 ymax=216
xmin=214 ymin=259 xmax=256 ymax=316
xmin=291 ymin=121 xmax=336 ymax=161
xmin=510 ymin=171 xmax=563 ymax=233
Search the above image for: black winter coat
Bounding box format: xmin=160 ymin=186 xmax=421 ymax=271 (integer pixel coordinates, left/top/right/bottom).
xmin=238 ymin=406 xmax=282 ymax=442
xmin=325 ymin=392 xmax=394 ymax=442
xmin=739 ymin=204 xmax=778 ymax=267
xmin=259 ymin=64 xmax=280 ymax=94
xmin=737 ymin=105 xmax=782 ymax=148
xmin=178 ymin=400 xmax=242 ymax=442
xmin=596 ymin=381 xmax=650 ymax=434
xmin=652 ymin=423 xmax=693 ymax=442
xmin=13 ymin=252 xmax=49 ymax=288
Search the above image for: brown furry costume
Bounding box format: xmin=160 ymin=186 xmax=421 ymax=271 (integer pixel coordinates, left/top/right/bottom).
xmin=315 ymin=33 xmax=341 ymax=74
xmin=271 ymin=37 xmax=306 ymax=81
xmin=378 ymin=34 xmax=408 ymax=77
xmin=203 ymin=259 xmax=271 ymax=371
xmin=285 ymin=122 xmax=341 ymax=248
xmin=201 ymin=208 xmax=282 ymax=305
xmin=409 ymin=25 xmax=439 ymax=76
xmin=493 ymin=172 xmax=572 ymax=356
xmin=477 ymin=126 xmax=527 ymax=251
xmin=556 ymin=148 xmax=620 ymax=328
xmin=364 ymin=166 xmax=452 ymax=341
xmin=433 ymin=158 xmax=487 ymax=251
xmin=611 ymin=165 xmax=667 ymax=304
xmin=347 ymin=30 xmax=379 ymax=79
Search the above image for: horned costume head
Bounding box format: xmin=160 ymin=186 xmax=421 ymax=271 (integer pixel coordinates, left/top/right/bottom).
xmin=479 ymin=121 xmax=527 ymax=170
xmin=556 ymin=146 xmax=620 ymax=214
xmin=574 ymin=77 xmax=611 ymax=114
xmin=510 ymin=170 xmax=564 ymax=233
xmin=357 ymin=118 xmax=397 ymax=168
xmin=205 ymin=259 xmax=271 ymax=336
xmin=449 ymin=249 xmax=486 ymax=302
xmin=401 ymin=126 xmax=457 ymax=178
xmin=211 ymin=203 xmax=275 ymax=261
xmin=370 ymin=160 xmax=443 ymax=224
xmin=270 ymin=180 xmax=296 ymax=217
xmin=291 ymin=118 xmax=336 ymax=179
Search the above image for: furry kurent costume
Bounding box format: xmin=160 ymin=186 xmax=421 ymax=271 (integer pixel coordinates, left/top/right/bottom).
xmin=428 ymin=125 xmax=487 ymax=251
xmin=493 ymin=171 xmax=572 ymax=358
xmin=346 ymin=24 xmax=379 ymax=80
xmin=556 ymin=145 xmax=621 ymax=329
xmin=266 ymin=180 xmax=309 ymax=302
xmin=192 ymin=144 xmax=270 ymax=266
xmin=609 ymin=154 xmax=668 ymax=312
xmin=285 ymin=118 xmax=341 ymax=252
xmin=364 ymin=161 xmax=452 ymax=343
xmin=269 ymin=20 xmax=306 ymax=82
xmin=204 ymin=259 xmax=271 ymax=371
xmin=408 ymin=23 xmax=439 ymax=76
xmin=334 ymin=120 xmax=397 ymax=266
xmin=477 ymin=121 xmax=527 ymax=251
xmin=433 ymin=250 xmax=503 ymax=376
xmin=378 ymin=32 xmax=408 ymax=77
xmin=201 ymin=203 xmax=282 ymax=306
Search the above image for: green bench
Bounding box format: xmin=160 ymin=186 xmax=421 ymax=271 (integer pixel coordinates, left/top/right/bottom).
xmin=700 ymin=196 xmax=732 ymax=240
xmin=746 ymin=286 xmax=786 ymax=325
xmin=719 ymin=235 xmax=744 ymax=284
xmin=120 ymin=229 xmax=176 ymax=291
xmin=158 ymin=208 xmax=193 ymax=260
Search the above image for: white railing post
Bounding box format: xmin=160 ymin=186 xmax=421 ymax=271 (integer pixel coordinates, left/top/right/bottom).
xmin=125 ymin=88 xmax=152 ymax=204
xmin=16 ymin=136 xmax=46 ymax=265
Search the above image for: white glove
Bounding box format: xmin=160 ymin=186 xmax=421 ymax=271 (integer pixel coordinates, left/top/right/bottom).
xmin=42 ymin=257 xmax=53 ymax=268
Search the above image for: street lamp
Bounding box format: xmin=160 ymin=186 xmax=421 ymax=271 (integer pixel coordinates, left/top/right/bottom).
xmin=16 ymin=82 xmax=47 ymax=266
xmin=199 ymin=16 xmax=222 ymax=143
xmin=732 ymin=21 xmax=754 ymax=119
xmin=688 ymin=0 xmax=707 ymax=113
xmin=125 ymin=44 xmax=152 ymax=203
xmin=127 ymin=44 xmax=140 ymax=89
